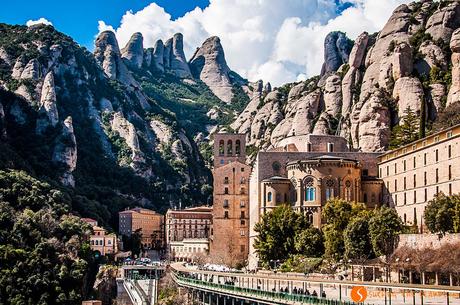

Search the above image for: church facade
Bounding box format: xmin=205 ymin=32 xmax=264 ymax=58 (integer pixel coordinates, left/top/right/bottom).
xmin=248 ymin=134 xmax=382 ymax=268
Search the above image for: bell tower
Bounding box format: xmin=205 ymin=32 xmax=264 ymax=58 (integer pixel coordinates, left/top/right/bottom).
xmin=213 ymin=133 xmax=246 ymax=168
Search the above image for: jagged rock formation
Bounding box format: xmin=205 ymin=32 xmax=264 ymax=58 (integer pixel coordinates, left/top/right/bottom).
xmin=189 ymin=36 xmax=234 ymax=103
xmin=232 ymin=0 xmax=460 ymax=153
xmin=94 ymin=31 xmax=135 ymax=86
xmin=121 ymin=32 xmax=144 ymax=68
xmin=36 ymin=71 xmax=59 ymax=134
xmin=448 ymin=28 xmax=460 ymax=107
xmin=163 ymin=33 xmax=192 ymax=78
xmin=321 ymin=31 xmax=353 ymax=77
xmin=0 ymin=24 xmax=216 ymax=209
xmin=52 ymin=116 xmax=77 ymax=186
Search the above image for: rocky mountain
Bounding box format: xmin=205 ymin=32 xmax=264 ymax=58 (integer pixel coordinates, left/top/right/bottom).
xmin=232 ymin=0 xmax=460 ymax=156
xmin=0 ymin=23 xmax=249 ymax=227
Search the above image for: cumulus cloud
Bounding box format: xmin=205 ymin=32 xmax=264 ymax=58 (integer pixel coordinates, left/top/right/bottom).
xmin=98 ymin=0 xmax=411 ymax=86
xmin=26 ymin=17 xmax=52 ymax=27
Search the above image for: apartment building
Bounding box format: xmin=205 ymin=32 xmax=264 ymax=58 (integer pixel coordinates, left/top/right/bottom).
xmin=378 ymin=124 xmax=460 ymax=231
xmin=119 ymin=207 xmax=165 ymax=249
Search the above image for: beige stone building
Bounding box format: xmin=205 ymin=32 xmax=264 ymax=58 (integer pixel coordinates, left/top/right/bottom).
xmin=211 ymin=133 xmax=250 ymax=265
xmin=165 ymin=206 xmax=212 ymax=261
xmin=119 ymin=207 xmax=165 ymax=249
xmin=378 ymin=124 xmax=460 ymax=231
xmin=81 ymin=218 xmax=118 ymax=256
xmin=248 ymin=134 xmax=382 ymax=268
xmin=169 ymin=238 xmax=210 ymax=261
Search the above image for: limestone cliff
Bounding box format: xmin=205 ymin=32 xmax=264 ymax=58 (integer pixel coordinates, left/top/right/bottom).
xmin=232 ymin=0 xmax=460 ymax=154
xmin=189 ymin=36 xmax=237 ymax=103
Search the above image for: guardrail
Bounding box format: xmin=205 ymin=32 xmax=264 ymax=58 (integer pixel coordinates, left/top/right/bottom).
xmin=172 ymin=272 xmax=368 ymax=305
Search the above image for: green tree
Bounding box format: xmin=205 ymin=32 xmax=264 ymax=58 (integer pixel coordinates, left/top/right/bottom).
xmin=254 ymin=204 xmax=309 ymax=266
xmin=389 ymin=106 xmax=420 ymax=149
xmin=322 ymin=199 xmax=367 ymax=260
xmin=424 ymin=193 xmax=460 ymax=236
xmin=344 ymin=213 xmax=374 ymax=261
xmin=294 ymin=227 xmax=324 ymax=257
xmin=369 ymin=206 xmax=403 ymax=258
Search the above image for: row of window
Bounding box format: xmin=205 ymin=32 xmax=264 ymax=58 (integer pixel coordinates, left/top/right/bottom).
xmin=223 ymin=187 xmax=246 ymax=194
xmin=223 ymin=200 xmax=247 ymax=208
xmin=381 ymin=145 xmax=455 ymax=177
xmin=223 ymin=177 xmax=246 ymax=184
xmin=172 ymin=246 xmax=208 ymax=253
xmin=91 ymin=239 xmax=112 ymax=246
xmin=393 ymin=184 xmax=454 ymax=206
xmin=387 ymin=166 xmax=453 ymax=192
xmin=218 ymin=139 xmax=242 ymax=156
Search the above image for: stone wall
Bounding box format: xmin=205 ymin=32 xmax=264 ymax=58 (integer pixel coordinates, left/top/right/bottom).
xmin=398 ymin=233 xmax=460 ymax=250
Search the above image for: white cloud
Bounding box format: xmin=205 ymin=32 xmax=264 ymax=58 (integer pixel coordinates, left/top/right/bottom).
xmin=26 ymin=17 xmax=52 ymax=27
xmin=98 ymin=0 xmax=411 ymax=86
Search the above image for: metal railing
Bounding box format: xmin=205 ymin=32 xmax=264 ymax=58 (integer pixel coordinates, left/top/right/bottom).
xmin=173 ymin=272 xmax=371 ymax=305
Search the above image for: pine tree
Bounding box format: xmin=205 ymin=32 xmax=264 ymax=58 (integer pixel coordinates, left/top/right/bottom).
xmin=389 ymin=106 xmax=420 ymax=149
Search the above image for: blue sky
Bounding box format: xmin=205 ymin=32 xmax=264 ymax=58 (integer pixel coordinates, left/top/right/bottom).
xmin=0 ymin=0 xmax=408 ymax=85
xmin=0 ymin=0 xmax=209 ymax=48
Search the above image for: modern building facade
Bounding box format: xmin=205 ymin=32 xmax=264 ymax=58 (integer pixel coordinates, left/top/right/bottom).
xmin=211 ymin=133 xmax=250 ymax=265
xmin=378 ymin=124 xmax=460 ymax=231
xmin=248 ymin=134 xmax=382 ymax=268
xmin=118 ymin=207 xmax=165 ymax=249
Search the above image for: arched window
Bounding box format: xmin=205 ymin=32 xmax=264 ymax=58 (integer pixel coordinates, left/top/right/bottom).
xmin=345 ymin=180 xmax=352 ymax=201
xmin=235 ymin=140 xmax=241 ymax=155
xmin=267 ymin=192 xmax=272 ymax=202
xmin=227 ymin=140 xmax=233 ymax=155
xmin=304 ymin=177 xmax=316 ymax=201
xmin=306 ymin=211 xmax=314 ymax=224
xmin=219 ymin=140 xmax=224 ymax=156
xmin=325 ymin=179 xmax=335 ymax=200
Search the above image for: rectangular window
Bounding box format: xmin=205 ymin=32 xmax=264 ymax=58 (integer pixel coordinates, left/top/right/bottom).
xmin=414 ymin=190 xmax=417 ymax=204
xmin=394 ymin=163 xmax=397 ymax=174
xmin=424 ymin=153 xmax=427 ymax=165
xmin=404 ymin=177 xmax=406 ymax=190
xmin=424 ymin=189 xmax=428 ymax=202
xmin=424 ymin=172 xmax=427 ymax=186
xmin=436 ymin=186 xmax=439 ymax=194
xmin=240 ymin=211 xmax=245 ymax=219
xmin=240 ymin=219 xmax=245 ymax=226
xmin=223 ymin=200 xmax=229 ymax=208
xmin=386 ymin=166 xmax=389 ymax=176
xmin=404 ymin=193 xmax=407 ymax=205
xmin=379 ymin=168 xmax=382 ymax=178
xmin=447 ymin=131 xmax=453 ymax=138
xmin=449 ymin=145 xmax=452 ymax=158
xmin=394 ymin=194 xmax=398 ymax=206
xmin=434 ymin=136 xmax=439 ymax=143
xmin=403 ymin=160 xmax=406 ymax=171
xmin=413 ymin=174 xmax=416 ymax=188
xmin=436 ymin=169 xmax=439 ymax=183
xmin=435 ymin=149 xmax=439 ymax=162
xmin=224 ymin=177 xmax=229 ymax=184
xmin=394 ymin=179 xmax=397 ymax=192
xmin=224 ymin=211 xmax=229 ymax=219
xmin=413 ymin=157 xmax=416 ymax=169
